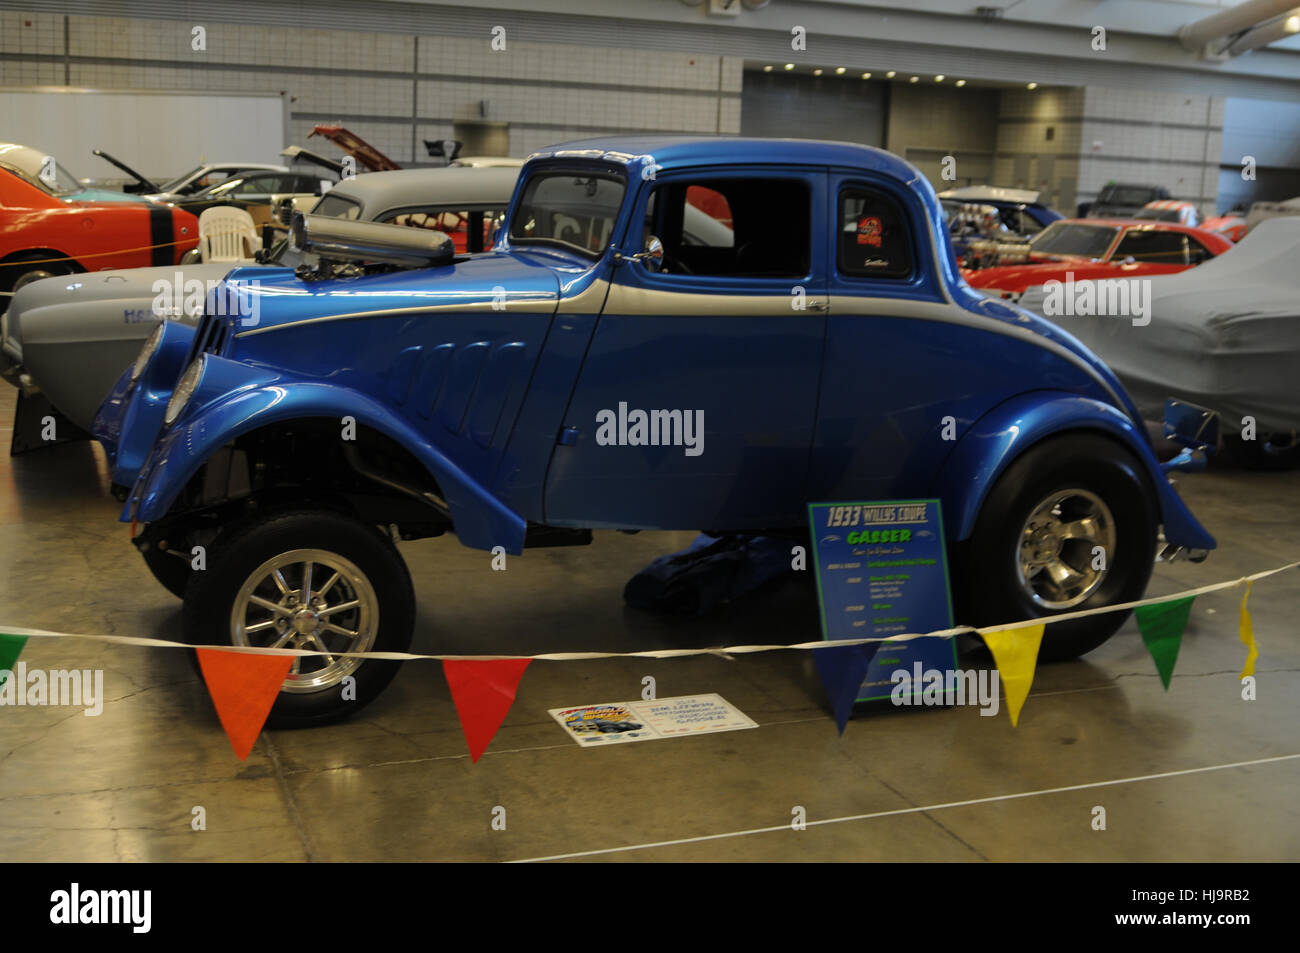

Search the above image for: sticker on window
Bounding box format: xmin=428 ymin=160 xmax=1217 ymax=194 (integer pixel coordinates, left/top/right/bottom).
xmin=857 ymin=216 xmax=883 ymax=247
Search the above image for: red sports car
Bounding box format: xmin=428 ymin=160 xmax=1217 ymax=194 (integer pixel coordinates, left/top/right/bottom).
xmin=964 ymin=218 xmax=1233 ymax=298
xmin=1 ymin=166 xmax=198 ymax=306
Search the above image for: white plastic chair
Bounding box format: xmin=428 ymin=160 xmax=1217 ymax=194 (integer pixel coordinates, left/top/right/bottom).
xmin=198 ymin=206 xmax=261 ymax=263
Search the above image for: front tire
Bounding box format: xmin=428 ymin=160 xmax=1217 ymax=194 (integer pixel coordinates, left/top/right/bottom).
xmin=183 ymin=510 xmax=415 ymax=727
xmin=957 ymin=433 xmax=1158 ymax=662
xmin=142 ymin=547 xmax=192 ymax=599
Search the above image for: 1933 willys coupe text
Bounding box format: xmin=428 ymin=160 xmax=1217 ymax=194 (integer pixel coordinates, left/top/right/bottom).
xmin=93 ymin=137 xmax=1216 ymax=725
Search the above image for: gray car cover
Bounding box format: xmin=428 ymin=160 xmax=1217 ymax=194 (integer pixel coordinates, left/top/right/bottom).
xmin=1020 ymin=216 xmax=1300 ymax=433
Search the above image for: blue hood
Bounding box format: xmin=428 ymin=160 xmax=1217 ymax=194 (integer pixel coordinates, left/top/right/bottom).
xmin=220 ymin=253 xmax=562 ymax=333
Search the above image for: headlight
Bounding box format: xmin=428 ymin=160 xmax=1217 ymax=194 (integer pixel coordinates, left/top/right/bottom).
xmin=131 ymin=323 xmax=165 ymax=382
xmin=164 ymin=356 xmax=206 ymax=425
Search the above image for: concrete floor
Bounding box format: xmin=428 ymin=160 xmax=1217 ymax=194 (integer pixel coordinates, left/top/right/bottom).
xmin=1 ymin=385 xmax=1297 ymax=862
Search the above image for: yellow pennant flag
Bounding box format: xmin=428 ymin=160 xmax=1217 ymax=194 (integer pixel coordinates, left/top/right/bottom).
xmin=1239 ymin=581 xmax=1259 ymax=679
xmin=980 ymin=623 xmax=1046 ymax=727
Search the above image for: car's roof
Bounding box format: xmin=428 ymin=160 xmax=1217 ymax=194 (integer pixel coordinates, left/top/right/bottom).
xmin=939 ymin=185 xmax=1041 ymax=205
xmin=326 ymin=166 xmax=520 ymax=213
xmin=196 ymin=162 xmax=288 ymax=171
xmin=452 ymin=156 xmax=524 ymax=168
xmin=1067 ymin=217 xmax=1214 ymax=236
xmin=530 ymin=136 xmax=923 ymax=182
xmin=0 ymin=143 xmax=46 ymax=176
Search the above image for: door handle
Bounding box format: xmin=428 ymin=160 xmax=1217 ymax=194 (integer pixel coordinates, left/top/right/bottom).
xmin=807 ymin=299 xmax=829 ymax=312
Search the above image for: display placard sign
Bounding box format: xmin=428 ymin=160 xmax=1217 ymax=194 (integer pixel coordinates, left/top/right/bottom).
xmin=808 ymin=499 xmax=957 ymax=702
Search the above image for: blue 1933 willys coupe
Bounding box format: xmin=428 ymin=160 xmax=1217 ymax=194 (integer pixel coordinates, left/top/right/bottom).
xmin=93 ymin=137 xmax=1215 ymax=725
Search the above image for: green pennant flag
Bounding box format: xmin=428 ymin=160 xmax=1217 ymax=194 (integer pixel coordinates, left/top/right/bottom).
xmin=0 ymin=633 xmax=28 ymax=686
xmin=1134 ymin=596 xmax=1194 ymax=690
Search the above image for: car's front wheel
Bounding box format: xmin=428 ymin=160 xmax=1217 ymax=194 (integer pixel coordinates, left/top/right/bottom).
xmin=183 ymin=510 xmax=415 ymax=727
xmin=142 ymin=546 xmax=193 ymax=599
xmin=957 ymin=433 xmax=1158 ymax=662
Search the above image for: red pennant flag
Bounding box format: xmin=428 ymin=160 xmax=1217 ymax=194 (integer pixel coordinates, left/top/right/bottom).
xmin=196 ymin=649 xmax=295 ymax=760
xmin=443 ymin=659 xmax=532 ymax=762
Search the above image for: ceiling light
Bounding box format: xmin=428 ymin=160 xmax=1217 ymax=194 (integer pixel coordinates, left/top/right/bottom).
xmin=784 ymin=63 xmax=794 ymax=71
xmin=935 ymin=75 xmax=944 ymax=82
xmin=813 ymin=68 xmax=823 ymax=76
xmin=909 ymin=75 xmax=919 ymax=83
xmin=861 ymin=71 xmax=872 ymax=79
xmin=835 ymin=67 xmax=847 ymax=75
xmin=763 ymin=65 xmax=773 ymax=72
xmin=1027 ymin=82 xmax=1038 ymax=90
xmin=886 ymin=70 xmax=896 ymax=78
xmin=955 ymin=79 xmax=966 ymax=87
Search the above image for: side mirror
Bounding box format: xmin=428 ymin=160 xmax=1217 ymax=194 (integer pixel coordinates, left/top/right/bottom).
xmin=614 ymin=235 xmax=664 ymax=270
xmin=640 ymin=235 xmax=664 ymax=270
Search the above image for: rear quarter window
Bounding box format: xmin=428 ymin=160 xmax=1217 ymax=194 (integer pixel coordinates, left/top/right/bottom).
xmin=838 ymin=188 xmax=913 ymax=279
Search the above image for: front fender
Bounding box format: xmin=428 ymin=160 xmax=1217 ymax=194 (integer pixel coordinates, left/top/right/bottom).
xmin=126 ymin=378 xmax=527 ymax=554
xmin=92 ymin=318 xmax=194 ymax=484
xmin=938 ymin=391 xmax=1215 ymax=551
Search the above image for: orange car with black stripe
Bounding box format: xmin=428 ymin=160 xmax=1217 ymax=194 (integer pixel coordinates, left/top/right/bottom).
xmin=1 ymin=165 xmax=198 ymax=309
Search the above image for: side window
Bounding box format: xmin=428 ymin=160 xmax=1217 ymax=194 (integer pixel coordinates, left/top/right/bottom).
xmin=647 ymin=177 xmax=808 ymax=278
xmin=1017 ymin=210 xmax=1045 ymax=236
xmin=684 ymin=185 xmax=734 ymax=244
xmin=1187 ymin=236 xmax=1212 ymax=265
xmin=286 ymin=174 xmax=319 ymax=193
xmin=838 ymin=187 xmax=913 ymax=279
xmin=236 ymin=175 xmax=277 ymax=195
xmin=1113 ymin=229 xmax=1189 ymax=264
xmin=380 ymin=206 xmax=506 ymax=253
xmin=312 ymin=194 xmax=361 ymax=219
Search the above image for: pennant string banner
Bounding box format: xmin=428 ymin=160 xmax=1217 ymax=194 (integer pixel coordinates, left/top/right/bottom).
xmin=1239 ymin=580 xmax=1259 ymax=680
xmin=0 ymin=634 xmax=27 ymax=682
xmin=1134 ymin=596 xmax=1195 ymax=691
xmin=1 ymin=559 xmax=1293 ymax=664
xmin=980 ymin=623 xmax=1046 ymax=727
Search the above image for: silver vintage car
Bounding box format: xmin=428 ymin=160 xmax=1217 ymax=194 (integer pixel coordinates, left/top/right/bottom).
xmin=1 ymin=166 xmax=521 ymax=438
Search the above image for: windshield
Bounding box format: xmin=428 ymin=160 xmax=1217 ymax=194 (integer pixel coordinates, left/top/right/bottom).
xmin=1099 ymin=186 xmax=1158 ymax=207
xmin=1 ymin=158 xmax=83 ymax=196
xmin=1135 ymin=208 xmax=1181 ymax=223
xmin=1029 ymin=222 xmax=1118 ymax=258
xmin=157 ymin=166 xmax=204 ymax=193
xmin=508 ymin=171 xmax=625 ymax=256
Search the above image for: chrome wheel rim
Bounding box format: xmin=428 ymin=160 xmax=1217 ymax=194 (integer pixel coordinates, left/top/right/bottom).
xmin=230 ymin=548 xmax=379 ymax=693
xmin=1016 ymin=489 xmax=1116 ymax=610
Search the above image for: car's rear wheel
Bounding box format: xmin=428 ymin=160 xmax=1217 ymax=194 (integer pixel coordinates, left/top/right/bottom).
xmin=183 ymin=510 xmax=415 ymax=727
xmin=956 ymin=433 xmax=1158 ymax=662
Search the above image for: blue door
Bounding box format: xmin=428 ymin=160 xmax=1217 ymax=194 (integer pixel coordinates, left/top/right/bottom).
xmin=809 ymin=171 xmax=1051 ymax=506
xmin=544 ymin=168 xmax=829 ymax=530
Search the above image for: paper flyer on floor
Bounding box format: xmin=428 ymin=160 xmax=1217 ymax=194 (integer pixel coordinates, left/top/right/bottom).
xmin=549 ymin=693 xmax=758 ymax=746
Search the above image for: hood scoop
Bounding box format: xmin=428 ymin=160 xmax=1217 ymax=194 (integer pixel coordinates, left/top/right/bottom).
xmin=290 ymin=212 xmax=455 ymax=280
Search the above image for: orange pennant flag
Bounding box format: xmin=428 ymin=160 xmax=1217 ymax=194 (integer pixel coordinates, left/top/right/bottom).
xmin=196 ymin=649 xmax=294 ymax=760
xmin=980 ymin=623 xmax=1046 ymax=727
xmin=443 ymin=659 xmax=532 ymax=762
